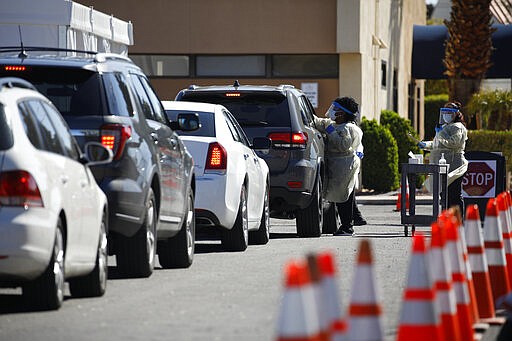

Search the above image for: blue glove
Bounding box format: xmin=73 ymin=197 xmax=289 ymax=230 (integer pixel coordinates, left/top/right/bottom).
xmin=325 ymin=124 xmax=335 ymax=134
xmin=356 ymin=151 xmax=364 ymax=159
xmin=418 ymin=142 xmax=427 ymax=149
xmin=435 ymin=125 xmax=443 ymax=133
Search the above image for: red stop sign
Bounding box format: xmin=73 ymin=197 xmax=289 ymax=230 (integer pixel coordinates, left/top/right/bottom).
xmin=462 ymin=161 xmax=495 ymax=197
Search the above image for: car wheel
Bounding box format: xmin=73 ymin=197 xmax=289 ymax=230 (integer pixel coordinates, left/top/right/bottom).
xmin=322 ymin=201 xmax=340 ymax=234
xmin=159 ymin=190 xmax=195 ymax=268
xmin=249 ymin=183 xmax=270 ymax=245
xmin=116 ymin=188 xmax=157 ymax=278
xmin=69 ymin=213 xmax=108 ymax=297
xmin=222 ymin=184 xmax=248 ymax=251
xmin=296 ymin=175 xmax=323 ymax=237
xmin=23 ymin=218 xmax=65 ymax=310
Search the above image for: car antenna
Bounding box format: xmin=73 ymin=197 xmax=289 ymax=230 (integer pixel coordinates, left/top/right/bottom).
xmin=18 ymin=26 xmax=27 ymax=59
xmin=233 ymin=80 xmax=240 ymax=88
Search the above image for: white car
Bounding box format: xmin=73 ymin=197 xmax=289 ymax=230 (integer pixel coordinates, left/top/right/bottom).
xmin=162 ymin=101 xmax=271 ymax=251
xmin=0 ymin=78 xmax=113 ymax=310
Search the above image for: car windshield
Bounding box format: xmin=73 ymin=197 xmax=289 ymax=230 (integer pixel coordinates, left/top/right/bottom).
xmin=0 ymin=103 xmax=13 ymax=150
xmin=165 ymin=110 xmax=215 ymax=137
xmin=181 ymin=92 xmax=291 ymax=127
xmin=0 ymin=66 xmax=104 ymax=117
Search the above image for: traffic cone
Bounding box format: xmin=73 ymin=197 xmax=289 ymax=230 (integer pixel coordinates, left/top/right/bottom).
xmin=439 ymin=211 xmax=474 ymax=341
xmin=498 ymin=192 xmax=512 ymax=287
xmin=395 ymin=181 xmax=409 ymax=212
xmin=450 ymin=206 xmax=480 ymax=325
xmin=397 ymin=233 xmax=443 ymax=341
xmin=347 ymin=239 xmax=384 ymax=341
xmin=306 ymin=253 xmax=329 ymax=341
xmin=430 ymin=221 xmax=461 ymax=341
xmin=275 ymin=260 xmax=322 ymax=341
xmin=483 ymin=198 xmax=511 ymax=303
xmin=317 ymin=251 xmax=347 ymax=340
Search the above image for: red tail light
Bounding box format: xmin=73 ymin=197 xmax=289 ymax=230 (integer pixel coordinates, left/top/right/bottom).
xmin=205 ymin=142 xmax=227 ymax=172
xmin=267 ymin=132 xmax=308 ymax=148
xmin=101 ymin=124 xmax=131 ymax=160
xmin=0 ymin=171 xmax=43 ymax=207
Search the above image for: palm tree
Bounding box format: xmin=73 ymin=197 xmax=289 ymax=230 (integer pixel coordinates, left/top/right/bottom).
xmin=443 ymin=0 xmax=495 ymax=128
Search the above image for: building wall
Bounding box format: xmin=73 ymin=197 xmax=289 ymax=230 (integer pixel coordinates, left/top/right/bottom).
xmin=82 ymin=0 xmax=425 ymax=123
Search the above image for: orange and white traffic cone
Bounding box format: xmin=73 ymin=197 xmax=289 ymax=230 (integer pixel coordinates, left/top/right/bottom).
xmin=498 ymin=192 xmax=512 ymax=288
xmin=275 ymin=260 xmax=322 ymax=341
xmin=397 ymin=233 xmax=443 ymax=341
xmin=395 ymin=181 xmax=409 ymax=212
xmin=430 ymin=221 xmax=461 ymax=341
xmin=484 ymin=198 xmax=511 ymax=303
xmin=347 ymin=239 xmax=384 ymax=341
xmin=306 ymin=253 xmax=330 ymax=341
xmin=439 ymin=211 xmax=474 ymax=341
xmin=317 ymin=251 xmax=347 ymax=341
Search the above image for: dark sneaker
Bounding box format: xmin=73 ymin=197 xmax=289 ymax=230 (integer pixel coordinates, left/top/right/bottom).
xmin=333 ymin=226 xmax=354 ymax=236
xmin=353 ymin=218 xmax=367 ymax=226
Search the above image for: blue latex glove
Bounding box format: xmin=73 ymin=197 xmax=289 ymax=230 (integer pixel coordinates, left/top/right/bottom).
xmin=325 ymin=125 xmax=335 ymax=134
xmin=418 ymin=142 xmax=427 ymax=149
xmin=356 ymin=151 xmax=364 ymax=159
xmin=435 ymin=125 xmax=443 ymax=133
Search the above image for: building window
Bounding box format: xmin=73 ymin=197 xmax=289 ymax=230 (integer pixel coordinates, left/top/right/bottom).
xmin=381 ymin=60 xmax=387 ymax=88
xmin=196 ymin=55 xmax=266 ymax=77
xmin=130 ymin=55 xmax=189 ymax=77
xmin=272 ymin=54 xmax=338 ymax=77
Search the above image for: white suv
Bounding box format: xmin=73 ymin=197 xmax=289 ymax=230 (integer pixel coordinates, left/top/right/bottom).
xmin=0 ymin=78 xmax=113 ymax=310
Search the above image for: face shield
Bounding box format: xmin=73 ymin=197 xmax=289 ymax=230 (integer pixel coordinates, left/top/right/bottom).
xmin=439 ymin=107 xmax=458 ymax=124
xmin=326 ymin=101 xmax=356 ymax=120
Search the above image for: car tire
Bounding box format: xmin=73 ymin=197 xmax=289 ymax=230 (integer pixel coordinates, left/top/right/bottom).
xmin=69 ymin=214 xmax=108 ymax=297
xmin=116 ymin=188 xmax=157 ymax=278
xmin=296 ymin=175 xmax=323 ymax=237
xmin=249 ymin=183 xmax=270 ymax=245
xmin=222 ymin=184 xmax=248 ymax=252
xmin=322 ymin=201 xmax=340 ymax=234
xmin=159 ymin=190 xmax=195 ymax=269
xmin=23 ymin=218 xmax=65 ymax=310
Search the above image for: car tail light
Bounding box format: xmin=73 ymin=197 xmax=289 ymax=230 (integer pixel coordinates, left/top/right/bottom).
xmin=101 ymin=124 xmax=131 ymax=160
xmin=225 ymin=92 xmax=240 ymax=97
xmin=205 ymin=142 xmax=227 ymax=172
xmin=0 ymin=170 xmax=43 ymax=207
xmin=287 ymin=181 xmax=303 ymax=189
xmin=4 ymin=66 xmax=26 ymax=71
xmin=267 ymin=132 xmax=308 ymax=149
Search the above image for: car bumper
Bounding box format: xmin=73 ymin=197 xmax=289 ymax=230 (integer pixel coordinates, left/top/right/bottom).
xmin=0 ymin=208 xmax=55 ymax=281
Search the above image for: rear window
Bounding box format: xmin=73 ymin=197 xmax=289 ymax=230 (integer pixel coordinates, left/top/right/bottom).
xmin=0 ymin=104 xmax=13 ymax=150
xmin=165 ymin=110 xmax=215 ymax=137
xmin=180 ymin=92 xmax=291 ymax=127
xmin=0 ymin=66 xmax=104 ymax=117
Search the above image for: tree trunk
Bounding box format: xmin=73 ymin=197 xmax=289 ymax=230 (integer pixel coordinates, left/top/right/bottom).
xmin=448 ymin=78 xmax=482 ymax=129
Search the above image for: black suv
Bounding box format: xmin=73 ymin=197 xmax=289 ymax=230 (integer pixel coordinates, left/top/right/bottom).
xmin=0 ymin=48 xmax=198 ymax=277
xmin=176 ymin=81 xmax=338 ymax=237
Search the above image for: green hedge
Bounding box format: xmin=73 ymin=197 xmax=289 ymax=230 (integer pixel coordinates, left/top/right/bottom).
xmin=360 ymin=118 xmax=399 ymax=192
xmin=424 ymin=94 xmax=449 ymax=140
xmin=466 ymin=130 xmax=512 ymax=174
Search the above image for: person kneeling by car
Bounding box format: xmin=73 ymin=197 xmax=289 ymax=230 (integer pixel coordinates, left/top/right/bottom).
xmin=314 ymin=96 xmax=364 ymax=236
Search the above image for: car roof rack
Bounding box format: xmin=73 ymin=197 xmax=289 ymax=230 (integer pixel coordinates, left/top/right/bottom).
xmin=278 ymin=84 xmax=295 ymax=90
xmin=95 ymin=53 xmax=132 ymax=63
xmin=0 ymin=46 xmax=97 ymax=56
xmin=0 ymin=77 xmax=36 ymax=91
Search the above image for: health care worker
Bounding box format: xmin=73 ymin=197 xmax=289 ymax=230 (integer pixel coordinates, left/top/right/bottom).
xmin=419 ymin=101 xmax=468 ymax=213
xmin=314 ymin=97 xmax=364 ymax=236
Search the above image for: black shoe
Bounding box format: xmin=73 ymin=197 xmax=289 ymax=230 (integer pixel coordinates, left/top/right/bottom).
xmin=353 ymin=218 xmax=367 ymax=226
xmin=333 ymin=226 xmax=354 ymax=236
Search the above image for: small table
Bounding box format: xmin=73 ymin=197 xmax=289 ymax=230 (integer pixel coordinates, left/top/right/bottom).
xmin=400 ymin=163 xmax=449 ymax=236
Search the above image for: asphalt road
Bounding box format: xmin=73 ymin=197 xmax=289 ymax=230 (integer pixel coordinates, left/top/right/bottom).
xmin=0 ymin=203 xmax=500 ymax=340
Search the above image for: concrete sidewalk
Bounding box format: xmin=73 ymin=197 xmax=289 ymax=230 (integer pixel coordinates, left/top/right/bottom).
xmin=356 ymin=190 xmax=433 ymax=206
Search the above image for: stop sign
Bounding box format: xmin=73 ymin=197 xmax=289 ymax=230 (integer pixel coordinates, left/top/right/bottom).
xmin=462 ymin=160 xmax=496 ymax=197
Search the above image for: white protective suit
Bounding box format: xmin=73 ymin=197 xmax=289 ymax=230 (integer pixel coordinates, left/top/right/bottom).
xmin=314 ymin=116 xmax=363 ymax=203
xmin=423 ymin=121 xmax=468 ymax=185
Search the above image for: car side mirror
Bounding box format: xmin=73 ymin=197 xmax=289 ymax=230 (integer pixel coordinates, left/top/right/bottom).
xmin=251 ymin=137 xmax=271 ymax=151
xmin=169 ymin=113 xmax=200 ymax=131
xmin=83 ymin=142 xmax=113 ymax=166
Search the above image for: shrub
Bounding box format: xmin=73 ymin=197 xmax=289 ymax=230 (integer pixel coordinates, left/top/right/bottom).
xmin=466 ymin=130 xmax=512 ymax=175
xmin=466 ymin=90 xmax=512 ymax=130
xmin=424 ymin=94 xmax=449 ymax=140
xmin=360 ymin=118 xmax=399 ymax=192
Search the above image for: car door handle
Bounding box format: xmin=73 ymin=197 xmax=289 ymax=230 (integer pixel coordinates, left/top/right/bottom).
xmin=243 ymin=154 xmax=249 ymax=160
xmin=150 ymin=132 xmax=158 ymax=143
xmin=60 ymin=176 xmax=69 ymax=185
xmin=80 ymin=180 xmax=88 ymax=188
xmin=170 ymin=138 xmax=177 ymax=148
xmin=253 ymin=157 xmax=259 ymax=164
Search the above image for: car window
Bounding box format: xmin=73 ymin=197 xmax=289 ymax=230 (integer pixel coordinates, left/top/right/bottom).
xmin=298 ymin=96 xmax=313 ymax=126
xmin=129 ymin=73 xmax=155 ymax=121
xmin=41 ymin=101 xmax=80 ymax=160
xmin=0 ymin=103 xmax=13 ymax=150
xmin=102 ymin=72 xmax=134 ymax=117
xmin=18 ymin=102 xmax=43 ymax=150
xmin=137 ymin=75 xmax=168 ymax=124
xmin=225 ymin=110 xmax=251 ymax=146
xmin=25 ymin=100 xmax=64 ymax=155
xmin=165 ymin=109 xmax=215 ymax=137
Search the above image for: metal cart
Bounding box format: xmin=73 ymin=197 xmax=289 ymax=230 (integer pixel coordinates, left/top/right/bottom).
xmin=400 ymin=163 xmax=448 ymax=236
